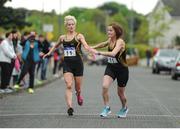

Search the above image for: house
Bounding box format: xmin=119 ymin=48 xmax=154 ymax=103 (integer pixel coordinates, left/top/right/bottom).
xmin=148 ymin=0 xmax=180 ymax=48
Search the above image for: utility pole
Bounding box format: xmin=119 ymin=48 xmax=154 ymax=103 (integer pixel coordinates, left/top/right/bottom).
xmin=130 ymin=0 xmax=134 ymax=44
xmin=42 ymin=0 xmax=44 ymax=33
xmin=59 ymin=0 xmax=62 ymax=34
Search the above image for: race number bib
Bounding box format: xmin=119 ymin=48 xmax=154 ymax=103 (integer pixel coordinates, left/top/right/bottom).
xmin=64 ymin=47 xmax=76 ymax=57
xmin=107 ymin=57 xmax=118 ymax=63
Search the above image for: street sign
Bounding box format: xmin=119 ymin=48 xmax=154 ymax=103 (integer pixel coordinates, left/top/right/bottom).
xmin=43 ymin=24 xmax=53 ymax=32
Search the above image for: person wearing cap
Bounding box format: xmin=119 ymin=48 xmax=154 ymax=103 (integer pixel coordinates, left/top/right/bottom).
xmin=14 ymin=32 xmax=43 ymax=94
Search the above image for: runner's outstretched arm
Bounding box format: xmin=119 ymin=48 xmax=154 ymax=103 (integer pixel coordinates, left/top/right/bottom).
xmin=91 ymin=40 xmax=109 ymax=49
xmin=77 ymin=33 xmax=97 ymax=54
xmin=97 ymin=39 xmax=125 ymax=57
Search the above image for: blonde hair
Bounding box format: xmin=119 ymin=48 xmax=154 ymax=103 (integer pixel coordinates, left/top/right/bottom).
xmin=64 ymin=15 xmax=77 ymax=26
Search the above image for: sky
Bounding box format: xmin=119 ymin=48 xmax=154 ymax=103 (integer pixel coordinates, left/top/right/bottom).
xmin=5 ymin=0 xmax=158 ymax=15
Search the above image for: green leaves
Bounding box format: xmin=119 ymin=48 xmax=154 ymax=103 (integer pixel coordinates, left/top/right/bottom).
xmin=0 ymin=0 xmax=31 ymax=30
xmin=0 ymin=1 xmax=148 ymax=44
xmin=174 ymin=36 xmax=180 ymax=46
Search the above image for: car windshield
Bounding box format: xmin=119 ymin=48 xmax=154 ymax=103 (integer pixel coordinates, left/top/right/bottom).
xmin=159 ymin=50 xmax=179 ymax=57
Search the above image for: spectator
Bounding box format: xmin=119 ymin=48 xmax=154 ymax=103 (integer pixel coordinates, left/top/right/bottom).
xmin=37 ymin=34 xmax=51 ymax=80
xmin=53 ymin=48 xmax=60 ymax=76
xmin=0 ymin=32 xmax=17 ymax=93
xmin=36 ymin=34 xmax=44 ymax=79
xmin=14 ymin=32 xmax=42 ymax=94
xmin=20 ymin=31 xmax=30 ymax=49
xmin=12 ymin=30 xmax=18 ymax=51
xmin=12 ymin=44 xmax=23 ymax=85
xmin=146 ymin=48 xmax=152 ymax=67
xmin=153 ymin=47 xmax=159 ymax=56
xmin=11 ymin=30 xmax=23 ymax=85
xmin=57 ymin=45 xmax=64 ymax=78
xmin=0 ymin=37 xmax=3 ymax=44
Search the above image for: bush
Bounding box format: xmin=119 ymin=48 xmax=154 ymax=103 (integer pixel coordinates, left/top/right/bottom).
xmin=174 ymin=36 xmax=180 ymax=46
xmin=127 ymin=43 xmax=153 ymax=58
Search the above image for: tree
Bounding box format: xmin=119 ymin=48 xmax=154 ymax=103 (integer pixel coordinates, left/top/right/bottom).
xmin=148 ymin=6 xmax=173 ymax=45
xmin=63 ymin=7 xmax=87 ymax=19
xmin=98 ymin=2 xmax=128 ymax=16
xmin=174 ymin=36 xmax=180 ymax=46
xmin=98 ymin=2 xmax=144 ymax=43
xmin=77 ymin=21 xmax=106 ymax=45
xmin=112 ymin=12 xmax=129 ymax=41
xmin=135 ymin=18 xmax=149 ymax=44
xmin=0 ymin=0 xmax=11 ymax=7
xmin=91 ymin=9 xmax=106 ymax=32
xmin=0 ymin=0 xmax=31 ymax=30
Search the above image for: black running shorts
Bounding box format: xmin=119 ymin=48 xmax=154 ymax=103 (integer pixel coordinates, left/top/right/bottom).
xmin=63 ymin=58 xmax=84 ymax=76
xmin=104 ymin=63 xmax=129 ymax=87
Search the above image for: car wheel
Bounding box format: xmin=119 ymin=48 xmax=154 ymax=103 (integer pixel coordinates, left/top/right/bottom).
xmin=172 ymin=74 xmax=177 ymax=80
xmin=171 ymin=71 xmax=177 ymax=80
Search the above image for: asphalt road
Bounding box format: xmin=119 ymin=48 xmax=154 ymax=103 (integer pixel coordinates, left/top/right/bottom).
xmin=0 ymin=65 xmax=180 ymax=128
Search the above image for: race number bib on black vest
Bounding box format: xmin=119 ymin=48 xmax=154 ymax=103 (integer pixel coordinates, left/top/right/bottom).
xmin=64 ymin=47 xmax=76 ymax=57
xmin=107 ymin=57 xmax=118 ymax=63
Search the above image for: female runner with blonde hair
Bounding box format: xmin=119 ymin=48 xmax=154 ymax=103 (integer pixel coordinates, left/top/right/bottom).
xmin=44 ymin=15 xmax=96 ymax=116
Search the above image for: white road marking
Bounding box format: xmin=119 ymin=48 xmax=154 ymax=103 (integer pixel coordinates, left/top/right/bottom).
xmin=0 ymin=113 xmax=180 ymax=118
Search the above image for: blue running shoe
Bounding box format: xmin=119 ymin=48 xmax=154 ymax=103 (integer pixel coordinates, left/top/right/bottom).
xmin=117 ymin=107 xmax=129 ymax=118
xmin=100 ymin=106 xmax=111 ymax=117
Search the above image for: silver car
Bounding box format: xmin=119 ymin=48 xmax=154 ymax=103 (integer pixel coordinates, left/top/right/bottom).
xmin=171 ymin=53 xmax=180 ymax=80
xmin=152 ymin=49 xmax=179 ymax=74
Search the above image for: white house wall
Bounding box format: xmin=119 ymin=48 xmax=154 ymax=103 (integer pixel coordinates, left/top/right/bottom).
xmin=167 ymin=19 xmax=180 ymax=45
xmin=148 ymin=0 xmax=179 ymax=47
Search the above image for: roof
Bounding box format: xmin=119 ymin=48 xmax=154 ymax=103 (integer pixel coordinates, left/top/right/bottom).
xmin=162 ymin=0 xmax=180 ymax=16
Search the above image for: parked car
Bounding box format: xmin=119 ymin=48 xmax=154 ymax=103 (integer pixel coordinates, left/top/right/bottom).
xmin=171 ymin=53 xmax=180 ymax=80
xmin=152 ymin=49 xmax=179 ymax=74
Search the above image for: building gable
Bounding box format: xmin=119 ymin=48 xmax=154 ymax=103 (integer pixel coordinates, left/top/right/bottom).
xmin=162 ymin=0 xmax=180 ymax=16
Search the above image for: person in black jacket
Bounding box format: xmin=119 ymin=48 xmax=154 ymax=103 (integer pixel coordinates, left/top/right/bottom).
xmin=39 ymin=34 xmax=51 ymax=80
xmin=146 ymin=48 xmax=152 ymax=67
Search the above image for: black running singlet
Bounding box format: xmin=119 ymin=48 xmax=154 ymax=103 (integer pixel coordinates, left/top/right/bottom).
xmin=62 ymin=35 xmax=83 ymax=61
xmin=62 ymin=34 xmax=84 ymax=76
xmin=107 ymin=41 xmax=128 ymax=67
